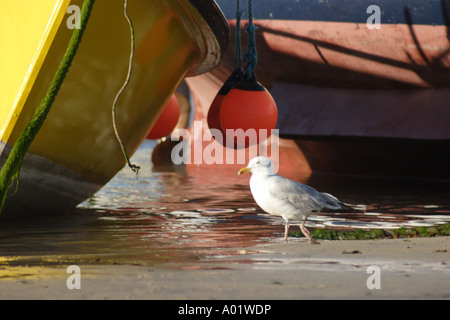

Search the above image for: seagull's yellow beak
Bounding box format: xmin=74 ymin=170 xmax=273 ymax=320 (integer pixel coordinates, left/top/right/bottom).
xmin=238 ymin=167 xmax=251 ymax=175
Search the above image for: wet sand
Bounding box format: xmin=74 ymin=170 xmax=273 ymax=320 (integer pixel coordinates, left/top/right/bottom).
xmin=1 ymin=236 xmax=449 ymax=300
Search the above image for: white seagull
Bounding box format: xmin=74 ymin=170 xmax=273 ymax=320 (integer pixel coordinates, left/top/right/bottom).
xmin=238 ymin=156 xmax=358 ymax=243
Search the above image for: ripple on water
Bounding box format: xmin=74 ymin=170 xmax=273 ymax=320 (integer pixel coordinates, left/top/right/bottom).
xmin=1 ymin=140 xmax=449 ymax=268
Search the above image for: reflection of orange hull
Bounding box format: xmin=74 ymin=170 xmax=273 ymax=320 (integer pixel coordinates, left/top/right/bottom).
xmin=186 ymin=18 xmax=450 ymax=180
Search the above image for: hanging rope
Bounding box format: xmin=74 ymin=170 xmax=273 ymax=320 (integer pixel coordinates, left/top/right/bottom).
xmin=0 ymin=0 xmax=96 ymax=215
xmin=243 ymin=0 xmax=258 ymax=81
xmin=235 ymin=0 xmax=243 ymax=70
xmin=111 ymin=0 xmax=140 ymax=178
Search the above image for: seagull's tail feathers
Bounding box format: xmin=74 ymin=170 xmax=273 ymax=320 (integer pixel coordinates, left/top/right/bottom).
xmin=340 ymin=202 xmax=367 ymax=213
xmin=320 ymin=192 xmax=366 ymax=213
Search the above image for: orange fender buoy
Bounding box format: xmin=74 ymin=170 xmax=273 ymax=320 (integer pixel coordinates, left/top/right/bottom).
xmin=146 ymin=93 xmax=180 ymax=140
xmin=219 ymin=79 xmax=278 ymax=148
xmin=207 ymin=69 xmax=244 ymax=136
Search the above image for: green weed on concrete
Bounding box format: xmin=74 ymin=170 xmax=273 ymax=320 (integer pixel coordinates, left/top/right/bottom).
xmin=289 ymin=224 xmax=450 ymax=240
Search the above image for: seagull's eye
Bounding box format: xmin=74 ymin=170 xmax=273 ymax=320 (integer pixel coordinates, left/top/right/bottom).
xmin=256 ymin=161 xmax=260 ymax=165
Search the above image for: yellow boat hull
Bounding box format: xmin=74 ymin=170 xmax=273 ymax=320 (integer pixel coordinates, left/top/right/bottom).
xmin=0 ymin=0 xmax=229 ymax=215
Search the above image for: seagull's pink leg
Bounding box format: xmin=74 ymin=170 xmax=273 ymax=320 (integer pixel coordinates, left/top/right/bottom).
xmin=300 ymin=216 xmax=311 ymax=240
xmin=284 ymin=223 xmax=289 ymax=243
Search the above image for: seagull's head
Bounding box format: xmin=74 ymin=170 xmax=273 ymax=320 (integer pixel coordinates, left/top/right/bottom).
xmin=238 ymin=156 xmax=274 ymax=176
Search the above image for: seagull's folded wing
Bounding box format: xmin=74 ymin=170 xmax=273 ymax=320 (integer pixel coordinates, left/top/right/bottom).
xmin=267 ymin=175 xmax=334 ymax=213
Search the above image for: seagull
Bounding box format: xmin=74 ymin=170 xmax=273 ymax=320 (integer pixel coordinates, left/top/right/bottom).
xmin=238 ymin=156 xmax=359 ymax=243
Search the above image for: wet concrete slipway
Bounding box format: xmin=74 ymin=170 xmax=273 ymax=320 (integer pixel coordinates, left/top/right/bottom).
xmin=0 ymin=140 xmax=449 ymax=299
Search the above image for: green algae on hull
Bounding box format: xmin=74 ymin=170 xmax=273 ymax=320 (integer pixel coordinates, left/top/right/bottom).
xmin=289 ymin=224 xmax=450 ymax=240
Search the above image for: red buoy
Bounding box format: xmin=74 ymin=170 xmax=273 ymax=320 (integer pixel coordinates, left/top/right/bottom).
xmin=207 ymin=69 xmax=244 ymax=136
xmin=146 ymin=93 xmax=180 ymax=140
xmin=219 ymin=78 xmax=278 ymax=148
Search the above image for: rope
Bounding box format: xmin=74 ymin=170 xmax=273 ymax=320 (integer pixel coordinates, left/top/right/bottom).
xmin=0 ymin=0 xmax=96 ymax=214
xmin=235 ymin=0 xmax=242 ymax=70
xmin=111 ymin=0 xmax=140 ymax=178
xmin=243 ymin=0 xmax=258 ymax=81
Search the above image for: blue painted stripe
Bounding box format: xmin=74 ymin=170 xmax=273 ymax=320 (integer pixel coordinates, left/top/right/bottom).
xmin=216 ymin=0 xmax=450 ymax=26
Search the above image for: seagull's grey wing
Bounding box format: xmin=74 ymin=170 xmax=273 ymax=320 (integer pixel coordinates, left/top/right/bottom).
xmin=267 ymin=175 xmax=339 ymax=212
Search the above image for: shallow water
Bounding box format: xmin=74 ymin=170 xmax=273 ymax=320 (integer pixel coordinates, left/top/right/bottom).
xmin=0 ymin=140 xmax=449 ymax=269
